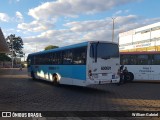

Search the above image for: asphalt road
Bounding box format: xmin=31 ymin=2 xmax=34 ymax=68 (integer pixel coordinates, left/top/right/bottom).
xmin=0 ymin=68 xmax=160 ymax=120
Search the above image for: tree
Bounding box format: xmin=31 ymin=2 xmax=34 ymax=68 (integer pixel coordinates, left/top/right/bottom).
xmin=6 ymin=34 xmax=24 ymax=67
xmin=6 ymin=34 xmax=24 ymax=58
xmin=44 ymin=45 xmax=59 ymax=50
xmin=0 ymin=53 xmax=11 ymax=61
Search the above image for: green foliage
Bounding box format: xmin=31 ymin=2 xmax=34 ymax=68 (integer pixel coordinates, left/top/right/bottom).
xmin=44 ymin=45 xmax=59 ymax=50
xmin=6 ymin=34 xmax=24 ymax=58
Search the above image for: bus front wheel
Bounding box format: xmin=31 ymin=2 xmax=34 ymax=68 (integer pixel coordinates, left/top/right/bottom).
xmin=128 ymin=72 xmax=134 ymax=82
xmin=31 ymin=71 xmax=36 ymax=80
xmin=124 ymin=72 xmax=134 ymax=82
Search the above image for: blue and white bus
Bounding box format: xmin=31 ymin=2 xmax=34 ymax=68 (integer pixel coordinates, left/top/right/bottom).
xmin=27 ymin=41 xmax=120 ymax=86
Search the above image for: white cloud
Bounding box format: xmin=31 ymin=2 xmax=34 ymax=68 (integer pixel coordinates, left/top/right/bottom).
xmin=17 ymin=19 xmax=56 ymax=32
xmin=64 ymin=19 xmax=111 ymax=32
xmin=64 ymin=15 xmax=139 ymax=33
xmin=24 ymin=29 xmax=77 ymax=45
xmin=9 ymin=0 xmax=20 ymax=4
xmin=15 ymin=11 xmax=23 ymax=22
xmin=113 ymin=9 xmax=130 ymax=16
xmin=23 ymin=14 xmax=160 ymax=56
xmin=83 ymin=29 xmax=112 ymax=41
xmin=3 ymin=29 xmax=15 ymax=37
xmin=115 ymin=10 xmax=123 ymax=15
xmin=22 ymin=15 xmax=129 ymax=54
xmin=117 ymin=16 xmax=160 ymax=33
xmin=28 ymin=0 xmax=138 ymax=20
xmin=0 ymin=13 xmax=10 ymax=22
xmin=23 ymin=28 xmax=84 ymax=55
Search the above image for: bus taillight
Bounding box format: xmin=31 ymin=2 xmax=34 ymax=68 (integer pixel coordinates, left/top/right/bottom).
xmin=88 ymin=70 xmax=92 ymax=76
xmin=88 ymin=70 xmax=93 ymax=80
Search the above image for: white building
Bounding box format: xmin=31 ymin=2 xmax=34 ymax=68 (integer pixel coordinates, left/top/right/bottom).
xmin=119 ymin=22 xmax=160 ymax=52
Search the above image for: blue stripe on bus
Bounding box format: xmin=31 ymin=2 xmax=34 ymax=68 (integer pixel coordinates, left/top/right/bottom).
xmin=32 ymin=65 xmax=86 ymax=80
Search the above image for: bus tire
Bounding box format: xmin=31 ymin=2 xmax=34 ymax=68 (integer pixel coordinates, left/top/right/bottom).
xmin=53 ymin=73 xmax=59 ymax=85
xmin=31 ymin=71 xmax=36 ymax=80
xmin=128 ymin=72 xmax=134 ymax=82
xmin=124 ymin=72 xmax=134 ymax=82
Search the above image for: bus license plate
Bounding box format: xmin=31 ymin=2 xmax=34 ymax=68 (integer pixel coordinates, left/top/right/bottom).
xmin=100 ymin=81 xmax=110 ymax=84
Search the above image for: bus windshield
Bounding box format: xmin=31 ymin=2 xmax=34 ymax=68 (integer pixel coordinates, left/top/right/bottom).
xmin=90 ymin=42 xmax=119 ymax=59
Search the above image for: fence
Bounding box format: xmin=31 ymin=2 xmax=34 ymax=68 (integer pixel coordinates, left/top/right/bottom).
xmin=0 ymin=61 xmax=12 ymax=68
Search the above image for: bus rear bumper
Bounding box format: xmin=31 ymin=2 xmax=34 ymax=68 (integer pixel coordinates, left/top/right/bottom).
xmin=111 ymin=79 xmax=120 ymax=83
xmin=87 ymin=79 xmax=120 ymax=85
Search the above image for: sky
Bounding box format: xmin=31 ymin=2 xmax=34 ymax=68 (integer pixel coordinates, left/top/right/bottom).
xmin=0 ymin=0 xmax=160 ymax=58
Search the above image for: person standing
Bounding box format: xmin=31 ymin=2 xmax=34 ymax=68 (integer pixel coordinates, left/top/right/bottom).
xmin=19 ymin=64 xmax=22 ymax=71
xmin=123 ymin=67 xmax=128 ymax=83
xmin=118 ymin=65 xmax=125 ymax=85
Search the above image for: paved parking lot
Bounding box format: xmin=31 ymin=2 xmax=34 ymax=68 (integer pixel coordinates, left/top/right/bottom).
xmin=0 ymin=68 xmax=160 ymax=120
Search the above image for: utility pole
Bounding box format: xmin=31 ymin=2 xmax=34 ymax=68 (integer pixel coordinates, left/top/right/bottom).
xmin=111 ymin=17 xmax=116 ymax=42
xmin=24 ymin=53 xmax=25 ymax=62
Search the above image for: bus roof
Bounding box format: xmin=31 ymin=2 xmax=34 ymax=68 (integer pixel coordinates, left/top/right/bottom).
xmin=28 ymin=41 xmax=88 ymax=56
xmin=120 ymin=51 xmax=160 ymax=55
xmin=28 ymin=41 xmax=118 ymax=56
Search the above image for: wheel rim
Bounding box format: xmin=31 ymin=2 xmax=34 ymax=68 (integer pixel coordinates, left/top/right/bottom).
xmin=53 ymin=74 xmax=58 ymax=84
xmin=126 ymin=75 xmax=130 ymax=81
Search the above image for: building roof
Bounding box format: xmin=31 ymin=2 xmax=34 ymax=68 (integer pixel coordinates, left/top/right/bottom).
xmin=0 ymin=28 xmax=9 ymax=53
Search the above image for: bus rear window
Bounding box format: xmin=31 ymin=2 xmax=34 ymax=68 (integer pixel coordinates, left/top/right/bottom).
xmin=90 ymin=43 xmax=119 ymax=59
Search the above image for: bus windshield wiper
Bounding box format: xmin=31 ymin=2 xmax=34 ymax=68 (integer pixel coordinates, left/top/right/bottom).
xmin=91 ymin=44 xmax=94 ymax=58
xmin=95 ymin=41 xmax=99 ymax=62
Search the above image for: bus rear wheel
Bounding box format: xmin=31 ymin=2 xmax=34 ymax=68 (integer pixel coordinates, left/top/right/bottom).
xmin=53 ymin=74 xmax=59 ymax=85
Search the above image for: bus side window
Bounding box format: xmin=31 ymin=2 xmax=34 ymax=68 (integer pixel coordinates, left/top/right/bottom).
xmin=62 ymin=50 xmax=73 ymax=65
xmin=120 ymin=55 xmax=129 ymax=65
xmin=45 ymin=53 xmax=51 ymax=65
xmin=129 ymin=55 xmax=137 ymax=65
xmin=52 ymin=53 xmax=56 ymax=64
xmin=148 ymin=54 xmax=153 ymax=65
xmin=153 ymin=54 xmax=160 ymax=65
xmin=52 ymin=52 xmax=62 ymax=65
xmin=137 ymin=55 xmax=148 ymax=65
xmin=35 ymin=55 xmax=41 ymax=65
xmin=73 ymin=47 xmax=87 ymax=65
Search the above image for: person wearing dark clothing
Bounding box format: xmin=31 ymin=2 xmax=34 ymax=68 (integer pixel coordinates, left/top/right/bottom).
xmin=123 ymin=67 xmax=128 ymax=83
xmin=19 ymin=64 xmax=22 ymax=71
xmin=118 ymin=65 xmax=125 ymax=85
xmin=120 ymin=65 xmax=124 ymax=71
xmin=123 ymin=67 xmax=128 ymax=73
